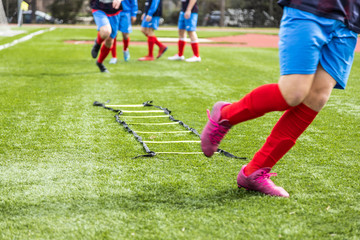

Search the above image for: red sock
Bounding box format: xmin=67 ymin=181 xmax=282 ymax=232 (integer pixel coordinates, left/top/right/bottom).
xmin=111 ymin=37 xmax=117 ymax=58
xmin=147 ymin=36 xmax=155 ymax=57
xmin=191 ymin=42 xmax=199 ymax=57
xmin=221 ymin=84 xmax=290 ymax=125
xmin=123 ymin=37 xmax=130 ymax=51
xmin=153 ymin=36 xmax=165 ymax=48
xmin=96 ymin=32 xmax=105 ymax=45
xmin=97 ymin=44 xmax=111 ymax=63
xmin=244 ymin=103 xmax=318 ymax=176
xmin=178 ymin=39 xmax=186 ymax=56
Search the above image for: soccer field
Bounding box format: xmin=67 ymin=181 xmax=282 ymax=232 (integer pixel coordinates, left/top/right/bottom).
xmin=0 ymin=26 xmax=359 ymax=239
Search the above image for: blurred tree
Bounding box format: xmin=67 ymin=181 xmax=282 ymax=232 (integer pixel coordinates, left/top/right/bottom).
xmin=31 ymin=0 xmax=36 ymax=23
xmin=4 ymin=0 xmax=22 ymax=23
xmin=241 ymin=0 xmax=282 ymax=27
xmin=201 ymin=0 xmax=282 ymax=27
xmin=49 ymin=0 xmax=83 ymax=23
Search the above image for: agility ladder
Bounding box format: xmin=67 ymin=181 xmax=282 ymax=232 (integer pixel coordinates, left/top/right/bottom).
xmin=93 ymin=100 xmax=246 ymax=159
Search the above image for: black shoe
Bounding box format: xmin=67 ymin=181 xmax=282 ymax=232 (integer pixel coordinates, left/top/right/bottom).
xmin=96 ymin=61 xmax=109 ymax=73
xmin=91 ymin=40 xmax=101 ymax=59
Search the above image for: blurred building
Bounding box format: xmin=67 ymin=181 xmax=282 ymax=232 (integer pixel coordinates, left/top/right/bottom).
xmin=34 ymin=0 xmax=55 ymax=12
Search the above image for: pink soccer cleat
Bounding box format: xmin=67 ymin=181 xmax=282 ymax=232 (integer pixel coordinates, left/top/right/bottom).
xmin=201 ymin=101 xmax=231 ymax=157
xmin=237 ymin=165 xmax=289 ymax=198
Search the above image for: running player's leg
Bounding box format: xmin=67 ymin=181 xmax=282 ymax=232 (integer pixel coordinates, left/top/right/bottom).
xmin=237 ymin=9 xmax=357 ymax=197
xmin=148 ymin=17 xmax=167 ymax=59
xmin=120 ymin=12 xmax=132 ymax=61
xmin=92 ymin=10 xmax=112 ymax=59
xmin=243 ymin=10 xmax=358 ymax=177
xmin=122 ymin=32 xmax=131 ymax=61
xmin=168 ymin=12 xmax=186 ymax=60
xmin=109 ymin=35 xmax=118 ymax=64
xmin=185 ymin=12 xmax=200 ymax=62
xmin=186 ymin=31 xmax=200 ymax=62
xmin=201 ymin=7 xmax=328 ymax=158
xmin=110 ymin=11 xmax=124 ymax=63
xmin=139 ymin=17 xmax=166 ymax=60
xmin=97 ymin=13 xmax=120 ymax=72
xmin=122 ymin=32 xmax=130 ymax=51
xmin=139 ymin=26 xmax=155 ymax=60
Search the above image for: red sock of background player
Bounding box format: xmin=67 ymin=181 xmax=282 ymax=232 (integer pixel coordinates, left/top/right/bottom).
xmin=191 ymin=41 xmax=200 ymax=57
xmin=111 ymin=37 xmax=117 ymax=58
xmin=153 ymin=36 xmax=165 ymax=48
xmin=147 ymin=36 xmax=155 ymax=57
xmin=123 ymin=37 xmax=130 ymax=51
xmin=97 ymin=44 xmax=111 ymax=64
xmin=96 ymin=32 xmax=105 ymax=45
xmin=244 ymin=103 xmax=318 ymax=176
xmin=221 ymin=84 xmax=290 ymax=125
xmin=178 ymin=38 xmax=186 ymax=56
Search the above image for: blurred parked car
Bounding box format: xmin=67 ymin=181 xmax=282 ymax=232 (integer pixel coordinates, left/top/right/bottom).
xmin=203 ymin=10 xmax=223 ymax=26
xmin=22 ymin=10 xmax=63 ymax=24
xmin=203 ymin=9 xmax=255 ymax=27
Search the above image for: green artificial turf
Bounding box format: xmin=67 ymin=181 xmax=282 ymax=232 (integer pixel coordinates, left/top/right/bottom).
xmin=0 ymin=26 xmax=359 ymax=239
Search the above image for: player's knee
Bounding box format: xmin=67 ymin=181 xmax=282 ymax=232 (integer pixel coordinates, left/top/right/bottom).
xmin=188 ymin=31 xmax=197 ymax=39
xmin=316 ymin=95 xmax=329 ymax=109
xmin=307 ymin=92 xmax=330 ymax=110
xmin=284 ymin=91 xmax=308 ymax=107
xmin=100 ymin=28 xmax=111 ymax=38
xmin=123 ymin=33 xmax=129 ymax=39
xmin=141 ymin=28 xmax=147 ymax=35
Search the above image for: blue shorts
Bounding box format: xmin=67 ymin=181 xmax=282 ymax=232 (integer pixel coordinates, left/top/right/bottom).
xmin=141 ymin=16 xmax=160 ymax=30
xmin=92 ymin=10 xmax=120 ymax=39
xmin=279 ymin=7 xmax=358 ymax=89
xmin=178 ymin=12 xmax=198 ymax=31
xmin=119 ymin=11 xmax=132 ymax=33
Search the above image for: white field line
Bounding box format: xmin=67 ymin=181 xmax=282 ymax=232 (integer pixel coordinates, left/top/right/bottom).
xmin=0 ymin=27 xmax=56 ymax=51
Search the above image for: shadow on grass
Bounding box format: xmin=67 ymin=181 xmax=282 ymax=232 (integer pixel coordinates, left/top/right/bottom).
xmin=0 ymin=186 xmax=269 ymax=218
xmin=92 ymin=186 xmax=267 ymax=211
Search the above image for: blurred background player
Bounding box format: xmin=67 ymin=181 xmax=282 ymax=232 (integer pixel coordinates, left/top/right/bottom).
xmin=201 ymin=0 xmax=359 ymax=197
xmin=109 ymin=0 xmax=138 ymax=64
xmin=90 ymin=0 xmax=122 ymax=72
xmin=138 ymin=0 xmax=167 ymax=61
xmin=168 ymin=0 xmax=200 ymax=62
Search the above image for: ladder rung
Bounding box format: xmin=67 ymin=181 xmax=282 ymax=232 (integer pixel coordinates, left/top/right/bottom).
xmin=130 ymin=122 xmax=178 ymax=125
xmin=121 ymin=115 xmax=168 ymax=118
xmin=105 ymin=105 xmax=144 ymax=107
xmin=143 ymin=140 xmax=200 ymax=143
xmin=155 ymin=152 xmax=219 ymax=155
xmin=122 ymin=110 xmax=163 ymax=113
xmin=135 ymin=131 xmax=191 ymax=134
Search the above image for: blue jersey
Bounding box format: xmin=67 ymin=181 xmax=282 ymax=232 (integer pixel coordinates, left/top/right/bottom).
xmin=121 ymin=0 xmax=138 ymax=17
xmin=181 ymin=0 xmax=198 ymax=13
xmin=144 ymin=0 xmax=162 ymax=17
xmin=278 ymin=0 xmax=360 ymax=33
xmin=90 ymin=0 xmax=121 ymax=15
